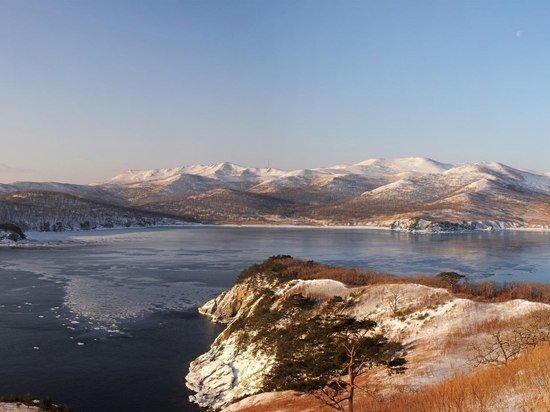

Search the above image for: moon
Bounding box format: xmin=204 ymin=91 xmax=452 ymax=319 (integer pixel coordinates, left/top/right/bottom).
xmin=515 ymin=30 xmax=523 ymax=38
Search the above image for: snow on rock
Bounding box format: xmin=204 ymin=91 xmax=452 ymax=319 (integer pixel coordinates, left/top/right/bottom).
xmin=187 ymin=332 xmax=274 ymax=409
xmin=199 ymin=276 xmax=274 ymax=324
xmin=0 ymin=230 xmax=23 ymax=243
xmin=187 ymin=275 xmax=550 ymax=410
xmin=276 ymin=279 xmax=351 ymax=302
xmin=0 ymin=224 xmax=26 ymax=242
xmin=0 ymin=404 xmax=40 ymax=412
xmin=188 ymin=274 xmax=281 ymax=409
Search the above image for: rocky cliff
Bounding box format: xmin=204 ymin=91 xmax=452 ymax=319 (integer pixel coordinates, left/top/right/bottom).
xmin=186 ymin=273 xmax=280 ymax=408
xmin=185 ymin=257 xmax=550 ymax=411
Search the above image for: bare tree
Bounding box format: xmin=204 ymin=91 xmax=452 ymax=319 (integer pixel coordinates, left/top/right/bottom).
xmin=469 ymin=310 xmax=550 ymax=367
xmin=513 ymin=310 xmax=550 ymax=348
xmin=469 ymin=329 xmax=523 ymax=366
xmin=386 ymin=287 xmax=403 ymax=318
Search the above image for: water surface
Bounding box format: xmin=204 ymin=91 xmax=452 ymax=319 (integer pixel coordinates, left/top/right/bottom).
xmin=0 ymin=226 xmax=548 ymax=411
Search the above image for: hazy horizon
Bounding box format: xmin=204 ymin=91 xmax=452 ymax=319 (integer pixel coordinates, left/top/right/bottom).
xmin=2 ymin=1 xmax=549 ymax=183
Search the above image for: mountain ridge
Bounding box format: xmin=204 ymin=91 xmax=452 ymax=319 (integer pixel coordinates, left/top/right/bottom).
xmin=1 ymin=157 xmax=549 ymax=232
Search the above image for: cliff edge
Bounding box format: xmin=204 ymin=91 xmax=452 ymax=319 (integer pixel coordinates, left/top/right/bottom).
xmin=186 ymin=257 xmax=550 ymax=411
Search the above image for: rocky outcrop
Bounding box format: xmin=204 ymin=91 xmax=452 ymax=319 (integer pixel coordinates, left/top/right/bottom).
xmin=390 ymin=218 xmax=524 ymax=233
xmin=187 ymin=274 xmax=279 ymax=409
xmin=198 ymin=277 xmax=269 ymax=324
xmin=0 ymin=223 xmax=26 ymax=242
xmin=186 ymin=261 xmax=550 ymax=411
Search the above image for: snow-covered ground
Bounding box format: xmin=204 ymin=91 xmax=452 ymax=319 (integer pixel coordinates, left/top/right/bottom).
xmin=187 ymin=275 xmax=549 ymax=410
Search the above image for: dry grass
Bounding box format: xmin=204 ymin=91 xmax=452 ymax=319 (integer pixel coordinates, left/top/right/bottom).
xmin=229 ymin=345 xmax=550 ymax=412
xmin=446 ymin=309 xmax=550 ymax=341
xmin=440 ymin=309 xmax=550 ymax=357
xmin=357 ymin=343 xmax=550 ymax=412
xmin=240 ymin=256 xmax=550 ymax=304
xmin=231 ymin=257 xmax=550 ymax=412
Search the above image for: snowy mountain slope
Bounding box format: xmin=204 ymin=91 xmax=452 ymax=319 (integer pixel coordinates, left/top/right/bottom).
xmin=141 ymin=188 xmax=299 ymax=224
xmin=248 ymin=157 xmax=451 ymax=194
xmin=0 ymin=158 xmax=548 ymax=231
xmin=103 ymin=162 xmax=288 ymax=203
xmin=106 ymin=162 xmax=286 ymax=188
xmin=312 ymin=162 xmax=550 ymax=229
xmin=105 ymin=158 xmax=453 ymax=204
xmin=119 ymin=159 xmax=549 ymax=229
xmin=104 ymin=158 xmax=448 ymax=187
xmin=320 ymin=156 xmax=452 ymax=176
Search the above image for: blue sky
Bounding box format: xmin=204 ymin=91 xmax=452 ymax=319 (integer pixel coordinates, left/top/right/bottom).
xmin=1 ymin=1 xmax=549 ymax=183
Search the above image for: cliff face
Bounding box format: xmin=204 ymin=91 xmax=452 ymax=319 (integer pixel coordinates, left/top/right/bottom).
xmin=198 ymin=276 xmax=269 ymax=324
xmin=187 ymin=274 xmax=279 ymax=409
xmin=186 ymin=261 xmax=550 ymax=411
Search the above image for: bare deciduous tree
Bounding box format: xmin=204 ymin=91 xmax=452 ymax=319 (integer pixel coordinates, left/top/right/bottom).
xmin=469 ymin=310 xmax=550 ymax=367
xmin=386 ymin=287 xmax=403 ymax=318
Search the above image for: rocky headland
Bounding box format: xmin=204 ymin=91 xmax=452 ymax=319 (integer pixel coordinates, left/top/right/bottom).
xmin=186 ymin=256 xmax=550 ymax=411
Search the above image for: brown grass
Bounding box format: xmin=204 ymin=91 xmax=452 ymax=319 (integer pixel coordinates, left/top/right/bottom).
xmin=233 ymin=392 xmax=328 ymax=412
xmin=231 ymin=257 xmax=550 ymax=412
xmin=242 ymin=256 xmax=550 ymax=304
xmin=357 ymin=343 xmax=550 ymax=412
xmin=229 ymin=345 xmax=550 ymax=412
xmin=446 ymin=309 xmax=549 ymax=341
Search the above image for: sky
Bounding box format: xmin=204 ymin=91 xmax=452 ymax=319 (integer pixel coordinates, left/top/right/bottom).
xmin=1 ymin=0 xmax=549 ymax=183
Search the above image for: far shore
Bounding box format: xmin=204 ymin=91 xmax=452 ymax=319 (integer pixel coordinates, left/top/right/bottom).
xmin=19 ymin=222 xmax=550 ymax=240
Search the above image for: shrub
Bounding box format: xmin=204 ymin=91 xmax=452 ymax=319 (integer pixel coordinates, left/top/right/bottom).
xmin=238 ymin=256 xmax=550 ymax=304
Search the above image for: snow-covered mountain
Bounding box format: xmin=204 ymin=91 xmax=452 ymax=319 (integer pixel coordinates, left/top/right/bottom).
xmin=108 ymin=162 xmax=286 ymax=186
xmin=104 ymin=157 xmax=451 ymax=195
xmin=98 ymin=158 xmax=455 ymax=205
xmin=1 ymin=157 xmax=549 ymax=231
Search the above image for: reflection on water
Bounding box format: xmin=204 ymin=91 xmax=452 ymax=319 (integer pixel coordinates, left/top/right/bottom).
xmin=0 ymin=226 xmax=548 ymax=411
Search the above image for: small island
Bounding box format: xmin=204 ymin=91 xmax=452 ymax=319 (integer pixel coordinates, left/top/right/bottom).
xmin=0 ymin=223 xmax=26 ymax=242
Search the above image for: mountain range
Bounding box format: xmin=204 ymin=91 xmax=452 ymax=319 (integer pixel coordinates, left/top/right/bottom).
xmin=1 ymin=157 xmax=549 ymax=232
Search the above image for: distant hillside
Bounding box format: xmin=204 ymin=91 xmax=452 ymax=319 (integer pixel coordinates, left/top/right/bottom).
xmin=1 ymin=158 xmax=549 ymax=231
xmin=141 ymin=188 xmax=298 ymax=224
xmin=0 ymin=190 xmax=184 ymax=231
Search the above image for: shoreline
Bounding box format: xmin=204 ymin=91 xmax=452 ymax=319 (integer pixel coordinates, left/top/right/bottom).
xmin=211 ymin=222 xmax=550 ymax=233
xmin=3 ymin=221 xmax=548 ymax=247
xmin=19 ymin=221 xmax=550 ymax=238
